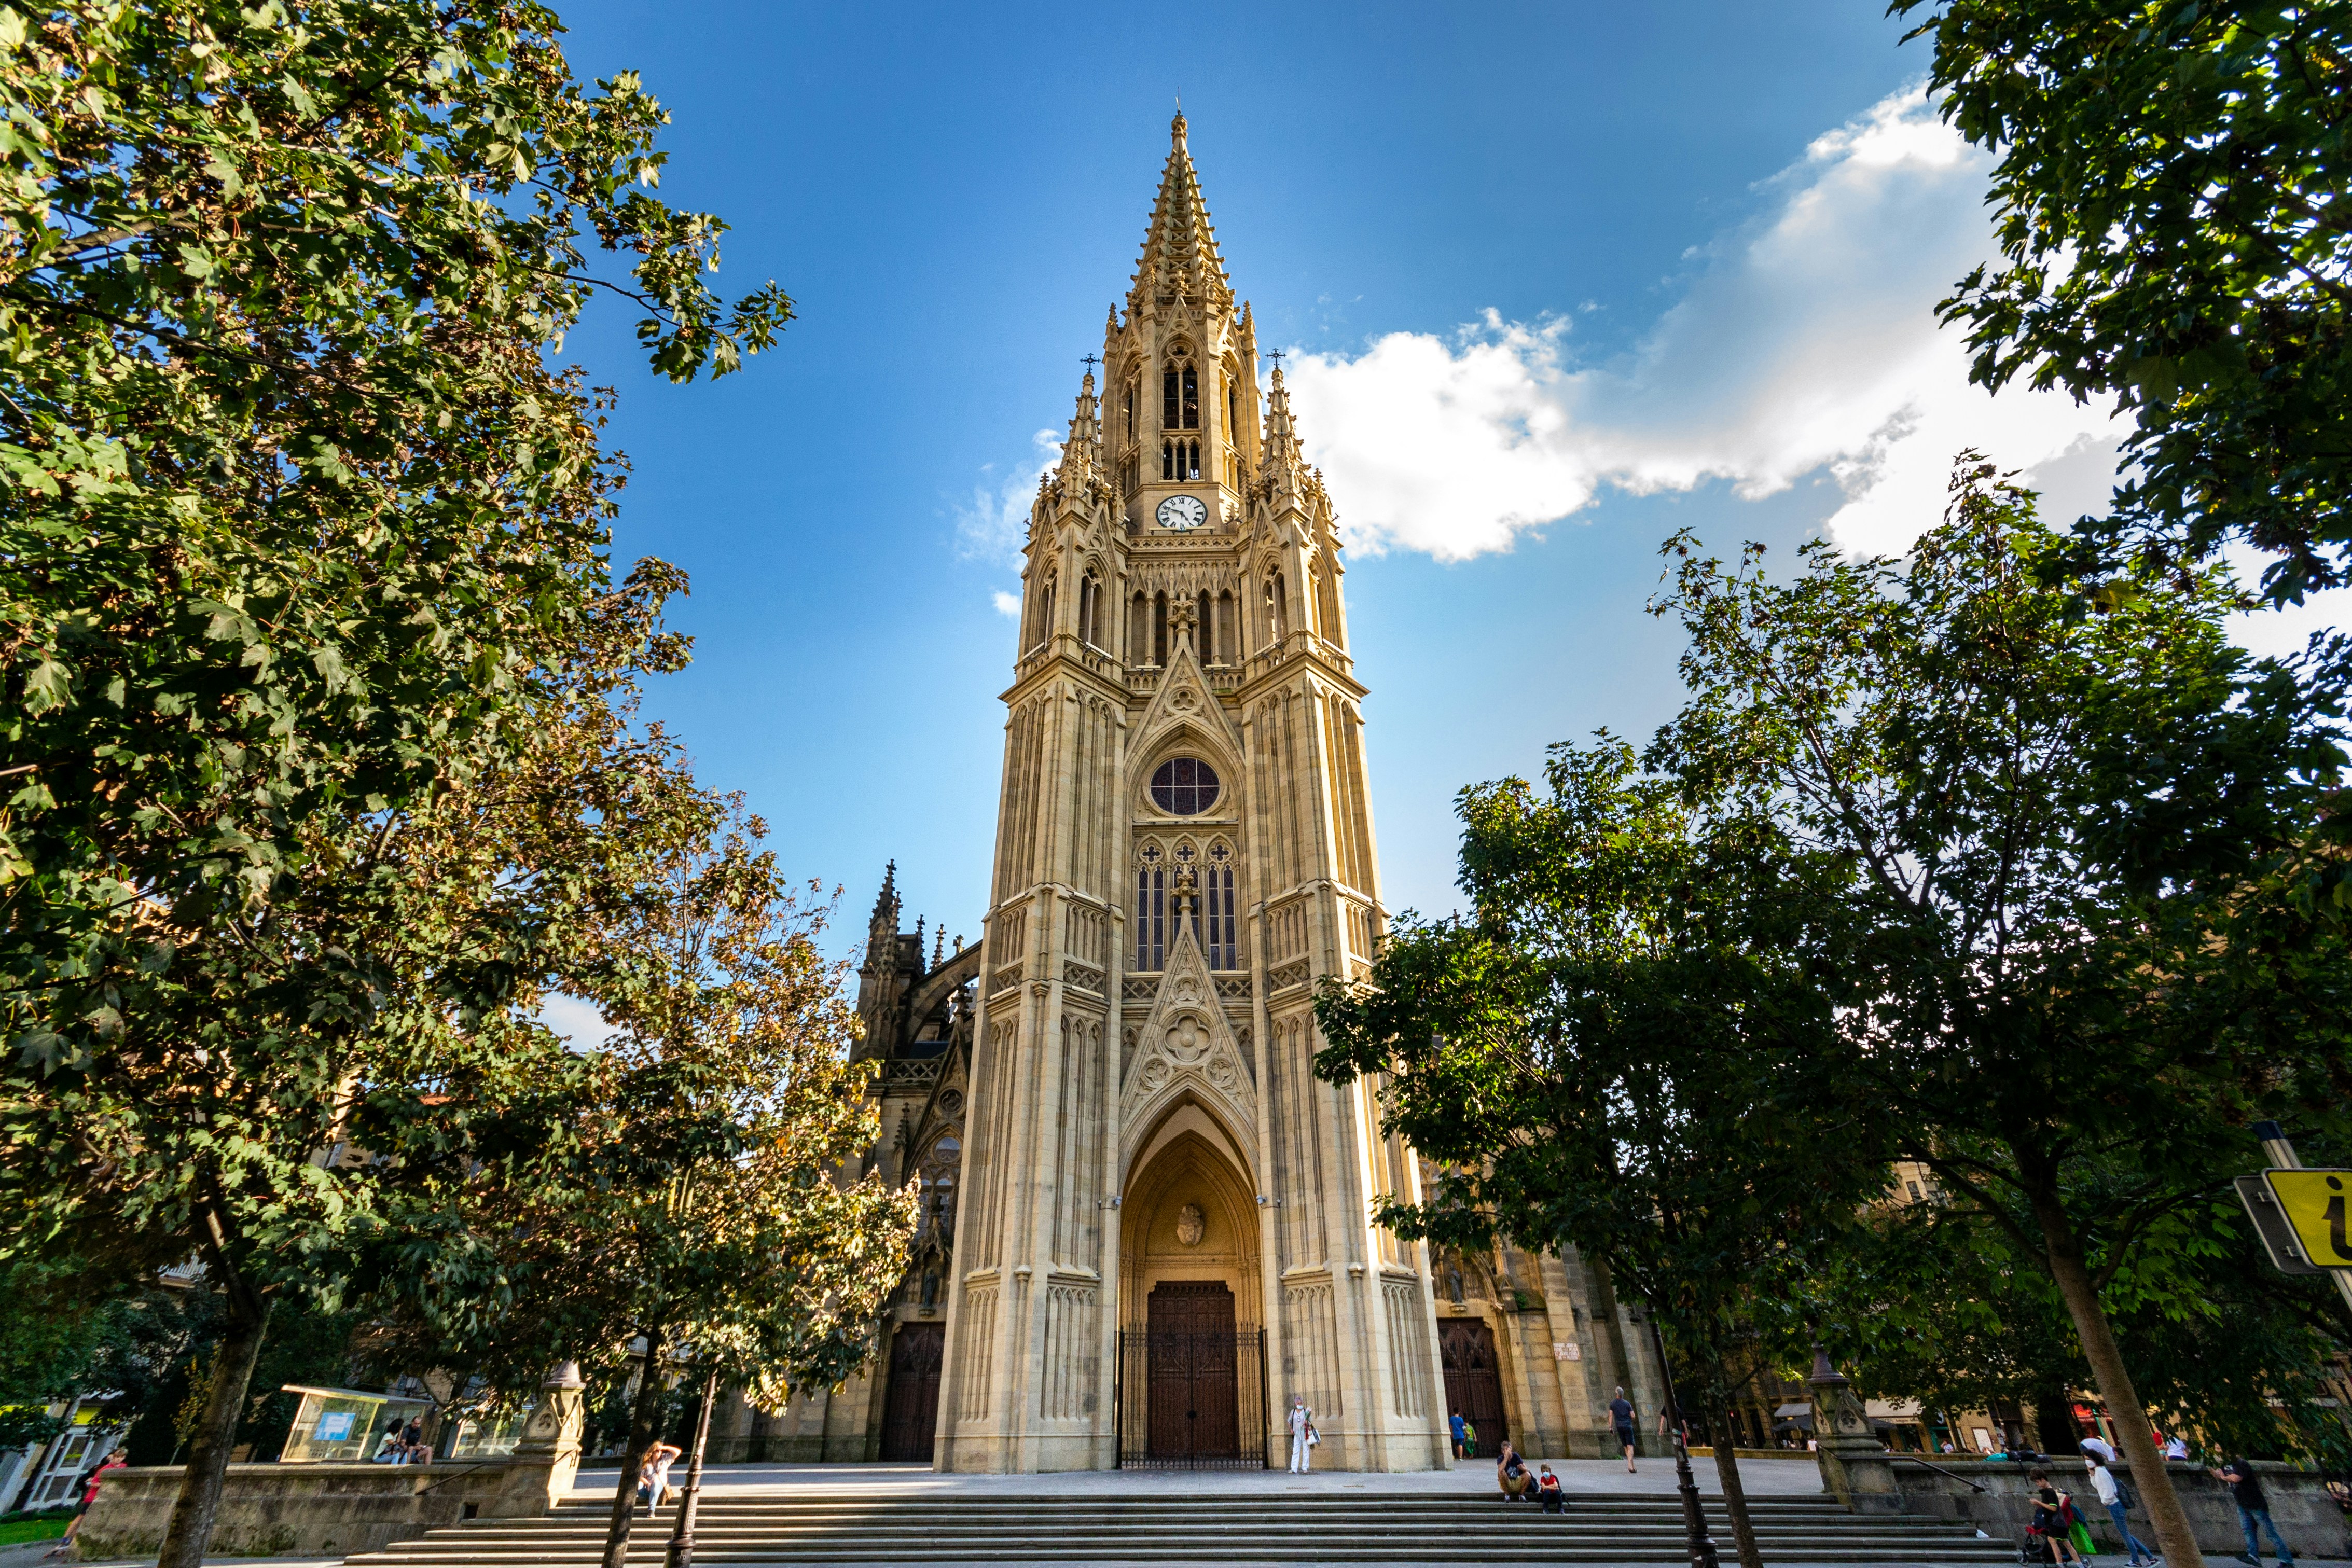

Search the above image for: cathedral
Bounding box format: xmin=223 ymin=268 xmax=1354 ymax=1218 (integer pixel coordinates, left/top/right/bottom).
xmin=721 ymin=115 xmax=1667 ymax=1473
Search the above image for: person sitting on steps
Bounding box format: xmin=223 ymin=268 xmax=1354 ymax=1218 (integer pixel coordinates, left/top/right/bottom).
xmin=1536 ymin=1463 xmax=1565 ymax=1514
xmin=1496 ymin=1440 xmax=1533 ymax=1502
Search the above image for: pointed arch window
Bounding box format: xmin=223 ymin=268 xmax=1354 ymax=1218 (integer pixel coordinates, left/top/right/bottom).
xmin=1078 ymin=575 xmax=1100 ymax=649
xmin=1129 ymin=591 xmax=1149 ymax=665
xmin=1135 ymin=844 xmax=1166 ymax=972
xmin=1032 ymin=575 xmax=1055 ymax=652
xmin=1153 ymin=591 xmax=1169 ymax=667
xmin=1224 ymin=371 xmax=1238 ymax=437
xmin=1204 ymin=842 xmax=1237 ymax=969
xmin=1163 ymin=359 xmax=1200 ymax=431
xmin=1124 ymin=381 xmax=1137 ymax=441
xmin=1217 ymin=589 xmax=1236 ymax=661
xmin=1196 ymin=589 xmax=1213 ymax=663
xmin=1266 ymin=573 xmax=1288 ymax=640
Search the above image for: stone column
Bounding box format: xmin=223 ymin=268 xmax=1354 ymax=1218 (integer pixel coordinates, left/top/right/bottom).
xmin=479 ymin=1363 xmax=584 ymax=1519
xmin=1808 ymin=1349 xmax=1904 ymax=1516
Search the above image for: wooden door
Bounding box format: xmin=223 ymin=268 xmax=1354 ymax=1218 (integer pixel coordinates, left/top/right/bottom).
xmin=1146 ymin=1282 xmax=1239 ymax=1458
xmin=1439 ymin=1319 xmax=1508 ymax=1453
xmin=878 ymin=1323 xmax=944 ymax=1461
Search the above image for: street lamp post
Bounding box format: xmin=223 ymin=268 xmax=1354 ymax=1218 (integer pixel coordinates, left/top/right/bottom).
xmin=1646 ymin=1313 xmax=1722 ymax=1568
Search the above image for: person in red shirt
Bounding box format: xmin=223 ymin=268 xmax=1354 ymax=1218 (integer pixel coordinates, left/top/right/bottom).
xmin=46 ymin=1450 xmax=127 ymax=1559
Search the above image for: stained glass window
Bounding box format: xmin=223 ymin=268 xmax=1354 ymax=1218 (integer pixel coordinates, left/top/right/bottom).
xmin=1150 ymin=757 xmax=1220 ymax=815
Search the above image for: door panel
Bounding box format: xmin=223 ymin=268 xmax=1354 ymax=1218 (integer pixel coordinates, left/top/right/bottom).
xmin=1146 ymin=1282 xmax=1239 ymax=1459
xmin=1439 ymin=1318 xmax=1509 ymax=1452
xmin=878 ymin=1323 xmax=944 ymax=1462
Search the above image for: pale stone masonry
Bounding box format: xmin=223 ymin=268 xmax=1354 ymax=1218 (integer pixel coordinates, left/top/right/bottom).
xmin=719 ymin=114 xmax=1667 ymax=1474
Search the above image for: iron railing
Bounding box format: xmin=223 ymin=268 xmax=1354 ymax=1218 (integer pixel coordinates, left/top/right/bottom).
xmin=1114 ymin=1326 xmax=1268 ymax=1470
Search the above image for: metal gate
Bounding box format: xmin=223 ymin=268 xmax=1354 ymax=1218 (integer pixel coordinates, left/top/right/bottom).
xmin=1114 ymin=1325 xmax=1268 ymax=1469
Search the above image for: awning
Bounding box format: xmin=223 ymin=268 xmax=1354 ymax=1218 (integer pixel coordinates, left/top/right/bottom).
xmin=1866 ymin=1398 xmax=1925 ymax=1420
xmin=1774 ymin=1403 xmax=1812 ymax=1418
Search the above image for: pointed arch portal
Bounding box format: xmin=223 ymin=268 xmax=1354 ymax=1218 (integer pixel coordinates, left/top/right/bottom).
xmin=1115 ymin=1121 xmax=1268 ymax=1468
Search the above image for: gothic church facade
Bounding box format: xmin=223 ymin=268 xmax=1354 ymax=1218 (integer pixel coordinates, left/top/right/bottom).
xmin=714 ymin=116 xmax=1665 ymax=1473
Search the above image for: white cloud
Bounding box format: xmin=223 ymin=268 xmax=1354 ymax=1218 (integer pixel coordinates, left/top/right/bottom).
xmin=1283 ymin=86 xmax=2127 ymax=563
xmin=952 ymin=428 xmax=1063 ymax=565
xmin=992 ymin=589 xmax=1022 ymax=618
xmin=537 ymin=992 xmax=617 ymax=1051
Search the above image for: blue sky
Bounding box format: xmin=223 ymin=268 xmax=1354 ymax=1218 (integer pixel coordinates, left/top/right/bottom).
xmin=538 ymin=1 xmax=2337 ymax=981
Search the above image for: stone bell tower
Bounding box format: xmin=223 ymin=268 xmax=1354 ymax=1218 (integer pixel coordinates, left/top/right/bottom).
xmin=932 ymin=114 xmax=1447 ymax=1474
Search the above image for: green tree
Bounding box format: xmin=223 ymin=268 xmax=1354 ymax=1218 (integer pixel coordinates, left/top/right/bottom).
xmin=358 ymin=802 xmax=916 ymax=1568
xmin=1809 ymin=1169 xmax=2352 ymax=1466
xmin=1315 ymin=742 xmax=1894 ymax=1568
xmin=0 ymin=4 xmax=786 ymax=1563
xmin=1892 ymin=0 xmax=2352 ymax=600
xmin=1632 ymin=461 xmax=2352 ymax=1566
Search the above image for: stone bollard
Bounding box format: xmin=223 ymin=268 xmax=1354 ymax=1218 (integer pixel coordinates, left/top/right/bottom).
xmin=479 ymin=1362 xmax=586 ymax=1520
xmin=1807 ymin=1349 xmax=1905 ymax=1516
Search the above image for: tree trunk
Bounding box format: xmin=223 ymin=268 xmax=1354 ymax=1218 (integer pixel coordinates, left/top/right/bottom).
xmin=1709 ymin=1382 xmax=1763 ymax=1568
xmin=2027 ymin=1184 xmax=2202 ymax=1568
xmin=155 ymin=1267 xmax=271 ymax=1568
xmin=602 ymin=1321 xmax=668 ymax=1568
xmin=666 ymin=1370 xmax=720 ymax=1568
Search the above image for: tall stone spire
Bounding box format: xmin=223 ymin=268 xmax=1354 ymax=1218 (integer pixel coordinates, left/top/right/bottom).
xmin=867 ymin=860 xmax=900 ymax=949
xmin=1128 ymin=112 xmax=1233 ymax=313
xmin=1064 ymin=370 xmax=1100 ymax=474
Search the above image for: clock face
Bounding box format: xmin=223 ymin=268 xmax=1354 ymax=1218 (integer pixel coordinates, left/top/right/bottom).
xmin=1156 ymin=493 xmax=1210 ymax=532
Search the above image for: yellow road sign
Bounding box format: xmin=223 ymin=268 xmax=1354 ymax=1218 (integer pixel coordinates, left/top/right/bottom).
xmin=2262 ymin=1169 xmax=2352 ymax=1269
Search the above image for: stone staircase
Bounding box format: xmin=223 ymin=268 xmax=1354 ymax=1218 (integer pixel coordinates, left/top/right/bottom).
xmin=341 ymin=1490 xmax=2019 ymax=1565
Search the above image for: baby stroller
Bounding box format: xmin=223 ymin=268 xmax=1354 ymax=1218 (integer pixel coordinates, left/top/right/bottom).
xmin=2020 ymin=1523 xmax=2058 ymax=1565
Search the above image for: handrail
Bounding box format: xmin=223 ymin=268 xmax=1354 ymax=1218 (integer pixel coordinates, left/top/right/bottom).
xmin=1896 ymin=1454 xmax=1989 ymax=1494
xmin=410 ymin=1458 xmax=507 ymax=1495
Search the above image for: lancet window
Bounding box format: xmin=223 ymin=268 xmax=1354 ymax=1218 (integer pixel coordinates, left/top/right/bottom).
xmin=1195 ymin=589 xmax=1213 ymax=663
xmin=1134 ymin=844 xmax=1166 ymax=972
xmin=1204 ymin=842 xmax=1238 ymax=969
xmin=1129 ymin=591 xmax=1149 ymax=665
xmin=1030 ymin=575 xmax=1055 ymax=653
xmin=1163 ymin=359 xmax=1199 ymax=429
xmin=1124 ymin=380 xmax=1137 ymax=440
xmin=1153 ymin=592 xmax=1169 ymax=667
xmin=1265 ymin=573 xmax=1288 ymax=640
xmin=1078 ymin=575 xmax=1102 ymax=649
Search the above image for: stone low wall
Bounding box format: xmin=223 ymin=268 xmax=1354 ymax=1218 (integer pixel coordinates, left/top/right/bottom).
xmin=1887 ymin=1457 xmax=2351 ymax=1559
xmin=75 ymin=1462 xmax=534 ymax=1560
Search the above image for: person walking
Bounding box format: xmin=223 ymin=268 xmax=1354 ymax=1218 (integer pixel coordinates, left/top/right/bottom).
xmin=44 ymin=1451 xmax=126 ymax=1560
xmin=2029 ymin=1471 xmax=2086 ymax=1566
xmin=2212 ymin=1458 xmax=2296 ymax=1566
xmin=1286 ymin=1398 xmax=1315 ymax=1474
xmin=1449 ymin=1408 xmax=1469 ymax=1461
xmin=2087 ymin=1455 xmax=2156 ymax=1568
xmin=1608 ymin=1386 xmax=1638 ymax=1474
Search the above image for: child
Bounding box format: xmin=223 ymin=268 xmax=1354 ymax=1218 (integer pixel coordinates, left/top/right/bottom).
xmin=1537 ymin=1463 xmax=1565 ymax=1514
xmin=2030 ymin=1470 xmax=2085 ymax=1566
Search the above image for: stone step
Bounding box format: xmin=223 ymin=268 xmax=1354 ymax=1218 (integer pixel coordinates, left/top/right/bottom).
xmin=341 ymin=1490 xmax=2016 ymax=1568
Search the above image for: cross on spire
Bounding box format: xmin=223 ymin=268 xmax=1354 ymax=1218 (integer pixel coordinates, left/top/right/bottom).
xmin=1081 ymin=353 xmax=1100 ymax=374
